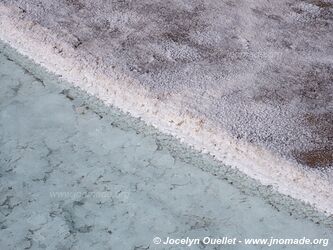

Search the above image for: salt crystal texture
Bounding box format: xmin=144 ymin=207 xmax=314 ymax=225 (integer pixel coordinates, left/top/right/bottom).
xmin=0 ymin=0 xmax=332 ymax=213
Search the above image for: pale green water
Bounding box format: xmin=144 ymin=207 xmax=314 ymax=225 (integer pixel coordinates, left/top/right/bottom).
xmin=0 ymin=43 xmax=332 ymax=250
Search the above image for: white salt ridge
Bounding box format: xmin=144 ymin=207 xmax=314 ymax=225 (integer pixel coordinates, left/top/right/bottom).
xmin=1 ymin=51 xmax=332 ymax=249
xmin=0 ymin=0 xmax=332 ymax=214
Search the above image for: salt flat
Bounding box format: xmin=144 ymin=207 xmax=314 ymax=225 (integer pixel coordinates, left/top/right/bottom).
xmin=0 ymin=43 xmax=333 ymax=250
xmin=0 ymin=0 xmax=332 ymax=213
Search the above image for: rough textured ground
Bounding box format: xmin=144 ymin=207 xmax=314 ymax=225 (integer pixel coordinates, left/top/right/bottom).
xmin=0 ymin=1 xmax=332 ymax=212
xmin=1 ymin=0 xmax=332 ymax=167
xmin=1 ymin=46 xmax=333 ymax=250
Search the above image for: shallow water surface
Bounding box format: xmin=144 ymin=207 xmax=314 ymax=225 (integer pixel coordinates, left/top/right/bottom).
xmin=0 ymin=49 xmax=332 ymax=249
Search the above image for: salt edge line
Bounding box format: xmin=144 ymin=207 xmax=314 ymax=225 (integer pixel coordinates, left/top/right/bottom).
xmin=0 ymin=5 xmax=332 ymax=215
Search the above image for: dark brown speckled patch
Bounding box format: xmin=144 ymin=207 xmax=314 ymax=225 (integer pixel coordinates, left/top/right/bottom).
xmin=294 ymin=149 xmax=333 ymax=168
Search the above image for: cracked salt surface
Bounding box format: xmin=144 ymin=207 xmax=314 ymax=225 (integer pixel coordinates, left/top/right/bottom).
xmin=0 ymin=47 xmax=332 ymax=250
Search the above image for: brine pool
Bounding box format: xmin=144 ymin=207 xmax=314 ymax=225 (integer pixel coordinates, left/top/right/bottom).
xmin=0 ymin=44 xmax=332 ymax=250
